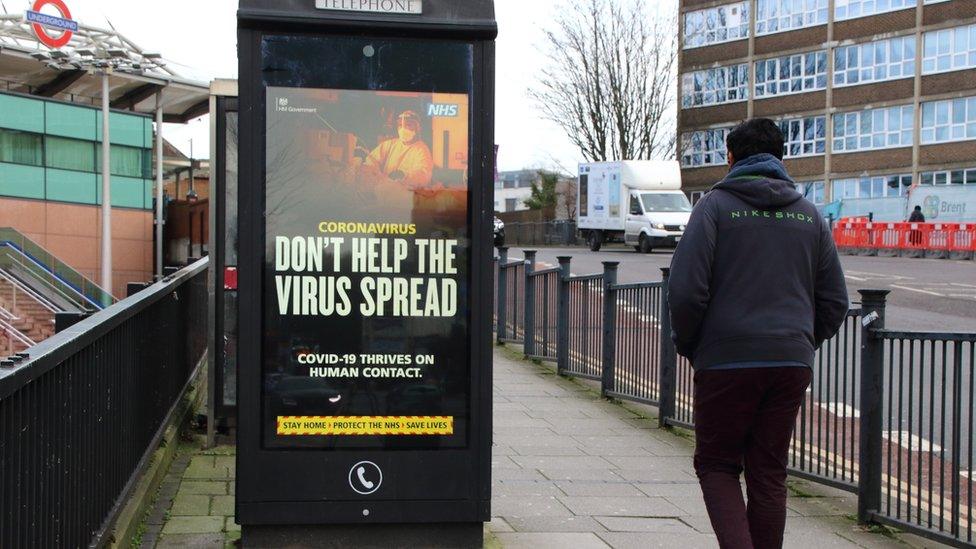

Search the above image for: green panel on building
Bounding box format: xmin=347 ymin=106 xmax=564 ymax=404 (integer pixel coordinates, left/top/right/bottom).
xmin=0 ymin=94 xmax=45 ymax=133
xmin=97 ymin=112 xmax=148 ymax=147
xmin=47 ymin=168 xmax=97 ymax=204
xmin=144 ymin=118 xmax=154 ymax=149
xmin=96 ymin=175 xmax=145 ymax=209
xmin=45 ymin=102 xmax=98 ymax=140
xmin=0 ymin=162 xmax=44 ymax=199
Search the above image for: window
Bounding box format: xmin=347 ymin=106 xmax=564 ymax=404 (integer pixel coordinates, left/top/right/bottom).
xmin=95 ymin=145 xmax=150 ymax=178
xmin=680 ymin=128 xmax=730 ymax=167
xmin=832 ymin=105 xmax=914 ymax=152
xmin=505 ymin=198 xmax=517 ymax=211
xmin=920 ymin=167 xmax=976 ymax=185
xmin=779 ymin=116 xmax=826 ymax=157
xmin=630 ymin=194 xmax=642 ymax=214
xmin=834 ymin=36 xmax=916 ymax=87
xmin=755 ymin=51 xmax=827 ymax=97
xmin=923 ymin=25 xmax=976 ymax=74
xmin=681 ymin=64 xmax=749 ymax=108
xmin=0 ymin=128 xmax=43 ymax=166
xmin=835 ymin=0 xmax=916 ymax=21
xmin=689 ymin=190 xmax=706 ymax=205
xmin=683 ymin=2 xmax=750 ymax=49
xmin=832 ymin=174 xmax=912 ymax=199
xmin=756 ymin=0 xmax=828 ymax=35
xmin=795 ymin=180 xmax=825 ymax=204
xmin=921 ymin=97 xmax=976 ymax=144
xmin=45 ymin=136 xmax=95 ymax=172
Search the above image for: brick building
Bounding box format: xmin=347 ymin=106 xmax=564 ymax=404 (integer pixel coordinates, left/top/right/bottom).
xmin=678 ymin=0 xmax=976 ymax=213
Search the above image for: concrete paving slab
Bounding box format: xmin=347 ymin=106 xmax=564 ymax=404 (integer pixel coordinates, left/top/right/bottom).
xmin=169 ymin=494 xmax=210 ymax=516
xmin=178 ymin=481 xmax=227 ymax=496
xmin=492 ymin=495 xmax=576 ymax=518
xmin=155 ymin=533 xmax=224 ymax=548
xmin=493 ymin=532 xmax=610 ymax=548
xmin=160 ymin=516 xmax=224 ymax=535
xmin=501 ymin=515 xmax=607 ymax=533
xmin=553 ymin=481 xmax=646 ymax=497
xmin=493 ymin=480 xmax=565 ymax=497
xmin=557 ymin=495 xmax=685 ymax=517
xmin=594 ymin=516 xmax=695 ymax=533
xmin=594 ymin=531 xmax=719 ymax=549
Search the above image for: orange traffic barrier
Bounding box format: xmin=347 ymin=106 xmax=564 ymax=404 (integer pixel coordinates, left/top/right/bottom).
xmin=833 ymin=220 xmax=974 ymax=258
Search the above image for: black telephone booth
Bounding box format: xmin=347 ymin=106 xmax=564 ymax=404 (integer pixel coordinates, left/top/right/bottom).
xmin=235 ymin=1 xmax=496 ymax=545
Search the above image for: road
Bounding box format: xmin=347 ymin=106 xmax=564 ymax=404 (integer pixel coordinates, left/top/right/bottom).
xmin=503 ymin=245 xmax=976 ymax=332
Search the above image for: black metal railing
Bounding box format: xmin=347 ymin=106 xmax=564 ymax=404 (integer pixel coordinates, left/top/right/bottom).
xmin=495 ymin=248 xmax=976 ymax=547
xmin=495 ymin=248 xmax=525 ymax=344
xmin=0 ymin=258 xmax=208 ymax=548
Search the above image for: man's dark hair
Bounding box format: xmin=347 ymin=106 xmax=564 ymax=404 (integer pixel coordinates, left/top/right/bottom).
xmin=726 ymin=118 xmax=785 ymax=162
xmin=914 ymin=205 xmax=922 ymax=211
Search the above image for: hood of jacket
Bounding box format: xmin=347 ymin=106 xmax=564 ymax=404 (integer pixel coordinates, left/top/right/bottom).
xmin=713 ymin=153 xmax=802 ymax=209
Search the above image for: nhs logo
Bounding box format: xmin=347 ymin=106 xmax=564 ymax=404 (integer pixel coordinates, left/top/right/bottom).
xmin=427 ymin=103 xmax=459 ymax=117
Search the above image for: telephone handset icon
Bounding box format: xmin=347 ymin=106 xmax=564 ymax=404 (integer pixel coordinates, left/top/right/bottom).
xmin=348 ymin=461 xmax=382 ymax=494
xmin=356 ymin=466 xmax=374 ymax=489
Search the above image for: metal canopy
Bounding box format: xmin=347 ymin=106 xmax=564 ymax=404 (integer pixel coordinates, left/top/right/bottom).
xmin=0 ymin=14 xmax=209 ymax=123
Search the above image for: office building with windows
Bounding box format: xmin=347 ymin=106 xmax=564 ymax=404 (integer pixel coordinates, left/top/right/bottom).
xmin=678 ymin=0 xmax=976 ymax=219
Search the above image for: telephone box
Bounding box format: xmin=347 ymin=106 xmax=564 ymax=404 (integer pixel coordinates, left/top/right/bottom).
xmin=235 ymin=0 xmax=496 ymax=545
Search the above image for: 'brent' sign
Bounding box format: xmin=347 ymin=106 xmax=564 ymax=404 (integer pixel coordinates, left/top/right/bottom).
xmin=315 ymin=0 xmax=423 ymax=15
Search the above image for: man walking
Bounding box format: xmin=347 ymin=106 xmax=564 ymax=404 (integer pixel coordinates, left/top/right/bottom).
xmin=668 ymin=118 xmax=849 ymax=549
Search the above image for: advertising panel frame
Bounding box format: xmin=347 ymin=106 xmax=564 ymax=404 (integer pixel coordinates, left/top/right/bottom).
xmin=235 ymin=0 xmax=496 ymax=539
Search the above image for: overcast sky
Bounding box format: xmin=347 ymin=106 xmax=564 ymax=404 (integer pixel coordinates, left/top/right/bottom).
xmin=39 ymin=0 xmax=673 ymax=173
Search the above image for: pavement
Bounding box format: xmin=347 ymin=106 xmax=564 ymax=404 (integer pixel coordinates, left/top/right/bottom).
xmin=503 ymin=246 xmax=976 ymax=332
xmin=139 ymin=345 xmax=950 ymax=548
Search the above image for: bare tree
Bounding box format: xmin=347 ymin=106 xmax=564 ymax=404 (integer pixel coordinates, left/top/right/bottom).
xmin=557 ymin=178 xmax=578 ymax=220
xmin=530 ymin=0 xmax=677 ymax=162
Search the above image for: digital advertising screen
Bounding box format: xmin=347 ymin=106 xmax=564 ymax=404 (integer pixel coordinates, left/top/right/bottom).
xmin=262 ymin=85 xmax=471 ymax=450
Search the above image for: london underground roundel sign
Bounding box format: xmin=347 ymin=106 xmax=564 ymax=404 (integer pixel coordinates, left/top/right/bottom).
xmin=27 ymin=0 xmax=77 ymax=50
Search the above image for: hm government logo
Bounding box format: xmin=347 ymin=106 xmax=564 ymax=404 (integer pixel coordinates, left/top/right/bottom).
xmin=274 ymin=96 xmax=317 ymax=114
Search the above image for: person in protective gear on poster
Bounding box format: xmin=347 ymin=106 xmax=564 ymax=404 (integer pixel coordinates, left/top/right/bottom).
xmin=361 ymin=110 xmax=434 ymax=188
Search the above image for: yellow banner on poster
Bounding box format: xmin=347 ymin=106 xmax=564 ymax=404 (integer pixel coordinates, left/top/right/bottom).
xmin=277 ymin=415 xmax=454 ymax=436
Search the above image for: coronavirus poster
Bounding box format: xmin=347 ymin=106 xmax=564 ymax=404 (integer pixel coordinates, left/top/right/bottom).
xmin=263 ymin=87 xmax=470 ymax=449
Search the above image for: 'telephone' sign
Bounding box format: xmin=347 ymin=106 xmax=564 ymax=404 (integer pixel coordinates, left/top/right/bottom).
xmin=315 ymin=0 xmax=423 ymax=15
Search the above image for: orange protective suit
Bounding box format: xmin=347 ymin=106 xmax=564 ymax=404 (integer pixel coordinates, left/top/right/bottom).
xmin=362 ymin=137 xmax=434 ymax=188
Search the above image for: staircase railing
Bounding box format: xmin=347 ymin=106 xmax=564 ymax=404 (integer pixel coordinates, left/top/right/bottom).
xmin=0 ymin=227 xmax=114 ymax=309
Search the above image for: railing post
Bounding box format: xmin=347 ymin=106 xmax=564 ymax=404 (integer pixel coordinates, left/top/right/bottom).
xmin=600 ymin=261 xmax=618 ymax=397
xmin=857 ymin=289 xmax=889 ymax=524
xmin=523 ymin=250 xmax=537 ymax=357
xmin=495 ymin=247 xmax=508 ymax=344
xmin=556 ymin=256 xmax=572 ymax=375
xmin=658 ymin=267 xmax=677 ymax=428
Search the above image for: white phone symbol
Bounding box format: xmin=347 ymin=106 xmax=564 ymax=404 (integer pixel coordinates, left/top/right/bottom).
xmin=356 ymin=466 xmax=374 ymax=489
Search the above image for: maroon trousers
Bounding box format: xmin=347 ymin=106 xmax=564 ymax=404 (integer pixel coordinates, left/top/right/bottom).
xmin=693 ymin=367 xmax=812 ymax=549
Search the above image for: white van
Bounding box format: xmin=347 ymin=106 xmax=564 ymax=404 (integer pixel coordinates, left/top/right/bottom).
xmin=576 ymin=161 xmax=691 ymax=252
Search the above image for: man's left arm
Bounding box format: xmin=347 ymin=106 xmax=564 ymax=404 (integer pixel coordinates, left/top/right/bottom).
xmin=668 ymin=196 xmax=717 ymax=359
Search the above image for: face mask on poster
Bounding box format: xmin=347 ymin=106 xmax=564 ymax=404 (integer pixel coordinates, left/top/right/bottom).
xmin=398 ymin=127 xmax=417 ymax=143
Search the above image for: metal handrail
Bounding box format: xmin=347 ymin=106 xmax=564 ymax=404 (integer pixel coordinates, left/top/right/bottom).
xmin=0 ymin=227 xmax=112 ymax=308
xmin=0 ymin=257 xmax=209 ymax=397
xmin=0 ymin=268 xmax=60 ymax=314
xmin=0 ymin=318 xmax=34 ymax=347
xmin=0 ymin=245 xmax=98 ymax=310
xmin=0 ymin=305 xmax=16 ymax=321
